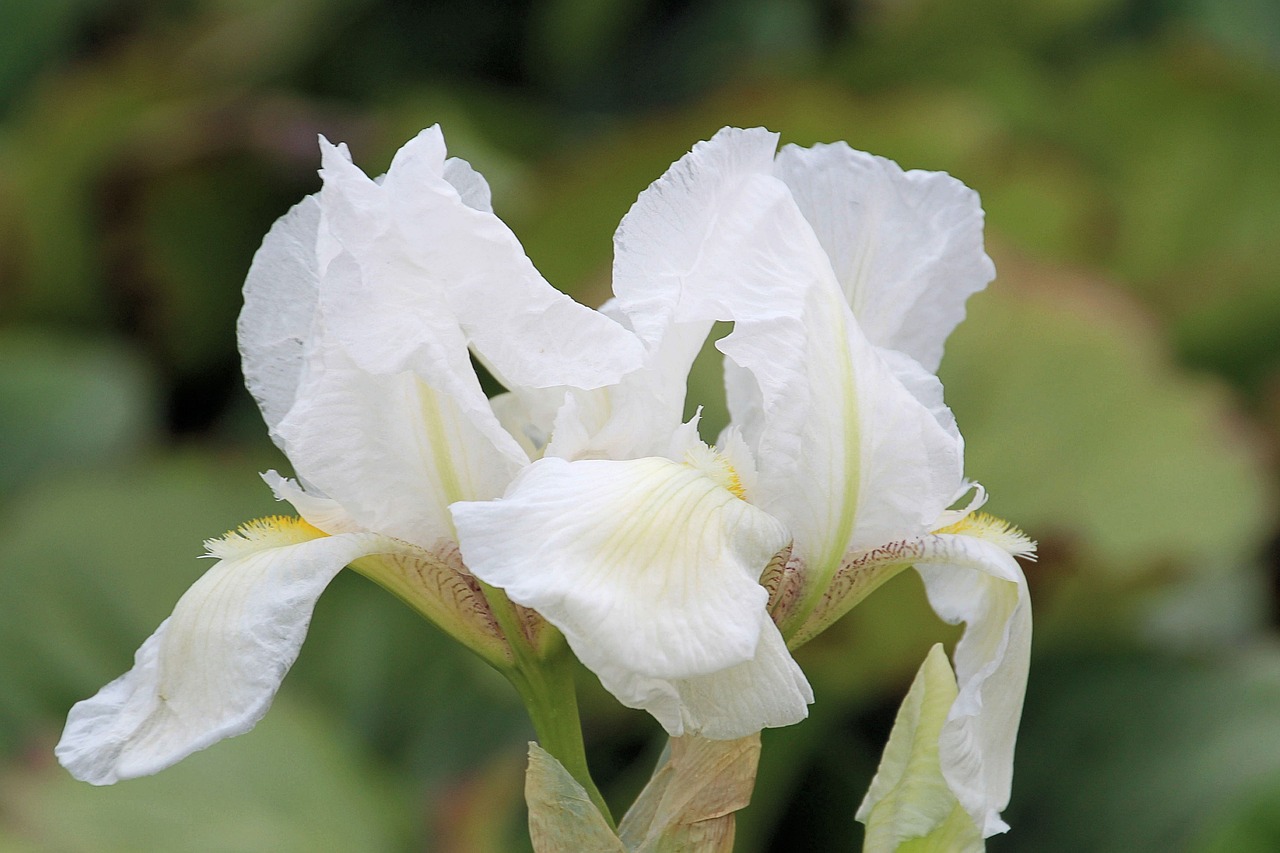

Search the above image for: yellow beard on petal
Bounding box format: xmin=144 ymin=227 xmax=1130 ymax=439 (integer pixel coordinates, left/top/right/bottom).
xmin=683 ymin=444 xmax=748 ymax=501
xmin=203 ymin=516 xmax=327 ymax=560
xmin=934 ymin=512 xmax=1036 ymax=560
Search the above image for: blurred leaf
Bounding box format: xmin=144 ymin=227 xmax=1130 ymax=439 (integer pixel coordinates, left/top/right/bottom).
xmin=994 ymin=646 xmax=1280 ymax=853
xmin=0 ymin=698 xmax=411 ymax=852
xmin=431 ymin=749 xmax=530 ymax=853
xmin=1180 ymin=0 xmax=1280 ymax=69
xmin=0 ymin=330 xmax=157 ymax=496
xmin=1193 ymin=771 xmax=1280 ymax=852
xmin=0 ymin=452 xmax=277 ymax=751
xmin=941 ymin=253 xmax=1272 ymax=574
xmin=137 ymin=158 xmax=299 ymax=377
xmin=0 ymin=0 xmax=109 ymax=109
xmin=292 ymin=566 xmax=531 ymax=787
xmin=529 ymin=0 xmax=648 ymax=91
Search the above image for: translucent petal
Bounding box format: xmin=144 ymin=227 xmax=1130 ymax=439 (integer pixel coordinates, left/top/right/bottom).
xmin=721 ymin=279 xmax=964 ymax=588
xmin=543 ymin=318 xmax=712 ymax=462
xmin=56 ymin=523 xmax=409 ymax=785
xmin=451 ymin=455 xmax=808 ymax=737
xmin=276 ymin=334 xmax=525 ymax=549
xmin=238 ymin=194 xmax=322 ymax=439
xmin=442 ymin=156 xmax=492 ymax=212
xmin=611 ymin=127 xmax=804 ymax=345
xmin=773 ymin=143 xmax=995 ymax=372
xmin=316 ymin=127 xmax=643 ymax=393
xmin=261 ymin=470 xmax=359 ymax=535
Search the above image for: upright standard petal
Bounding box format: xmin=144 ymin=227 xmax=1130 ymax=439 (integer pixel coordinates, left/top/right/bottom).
xmin=772 ymin=143 xmax=995 ymax=372
xmin=315 ymin=127 xmax=643 ymax=393
xmin=605 ymin=128 xmax=964 ymax=596
xmin=611 ymin=127 xmax=800 ymax=347
xmin=276 ymin=327 xmax=526 ymax=549
xmin=238 ymin=194 xmax=323 ymax=439
xmin=56 ymin=519 xmax=415 ymax=785
xmin=721 ymin=273 xmax=964 ymax=607
xmin=451 ymin=454 xmax=810 ymax=739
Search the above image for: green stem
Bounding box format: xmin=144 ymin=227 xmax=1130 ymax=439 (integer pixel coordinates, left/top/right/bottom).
xmin=510 ymin=655 xmax=615 ymax=829
xmin=483 ymin=583 xmax=615 ymax=830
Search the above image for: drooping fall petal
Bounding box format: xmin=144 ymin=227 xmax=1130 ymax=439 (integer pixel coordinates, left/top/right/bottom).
xmin=55 ymin=519 xmax=415 ymax=785
xmin=914 ymin=532 xmax=1032 ymax=837
xmin=451 ymin=453 xmax=810 ymax=739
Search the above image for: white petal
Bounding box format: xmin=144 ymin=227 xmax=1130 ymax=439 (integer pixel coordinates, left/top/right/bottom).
xmin=442 ymin=156 xmax=493 ymax=212
xmin=238 ymin=194 xmax=322 ymax=437
xmin=541 ymin=299 xmax=710 ymax=462
xmin=627 ymin=622 xmax=811 ymax=739
xmin=601 ymin=128 xmax=965 ymax=580
xmin=913 ymin=534 xmax=1032 ymax=837
xmin=721 ymin=279 xmax=964 ymax=587
xmin=773 ymin=143 xmax=995 ymax=372
xmin=316 ymin=127 xmax=643 ymax=392
xmin=451 ymin=456 xmax=808 ymax=737
xmin=276 ymin=334 xmax=525 ymax=549
xmin=611 ymin=127 xmax=807 ymax=345
xmin=261 ymin=470 xmax=360 ymax=534
xmin=55 ymin=522 xmax=409 ymax=785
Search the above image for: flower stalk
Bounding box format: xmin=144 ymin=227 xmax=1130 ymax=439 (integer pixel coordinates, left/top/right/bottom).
xmin=483 ymin=581 xmax=615 ymax=828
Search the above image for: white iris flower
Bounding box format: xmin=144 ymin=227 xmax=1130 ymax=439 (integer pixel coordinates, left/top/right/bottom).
xmin=453 ymin=127 xmax=1032 ymax=837
xmin=55 ymin=126 xmax=645 ymax=785
xmin=56 ymin=124 xmax=1032 ymax=842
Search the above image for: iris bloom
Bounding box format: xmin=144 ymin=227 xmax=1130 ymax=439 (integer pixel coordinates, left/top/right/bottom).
xmin=451 ymin=127 xmax=1033 ymax=837
xmin=55 ymin=126 xmax=645 ymax=785
xmin=56 ymin=124 xmax=1031 ymax=841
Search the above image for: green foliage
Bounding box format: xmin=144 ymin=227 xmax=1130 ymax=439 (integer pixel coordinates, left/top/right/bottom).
xmin=995 ymin=648 xmax=1280 ymax=853
xmin=0 ymin=699 xmax=412 ymax=852
xmin=0 ymin=331 xmax=156 ymax=496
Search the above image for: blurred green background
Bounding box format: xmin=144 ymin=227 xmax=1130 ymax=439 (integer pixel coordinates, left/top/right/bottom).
xmin=2 ymin=0 xmax=1279 ymax=850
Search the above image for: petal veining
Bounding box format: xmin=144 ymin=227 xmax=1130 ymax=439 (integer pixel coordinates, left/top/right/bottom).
xmin=55 ymin=523 xmax=412 ymax=785
xmin=451 ymin=455 xmax=808 ymax=737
